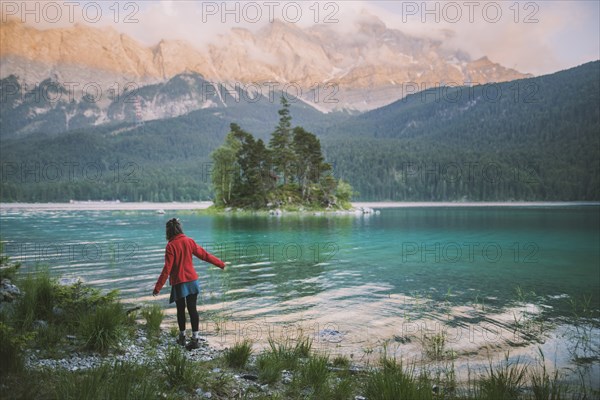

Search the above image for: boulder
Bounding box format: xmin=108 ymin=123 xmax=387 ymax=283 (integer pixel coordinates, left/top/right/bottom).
xmin=0 ymin=279 xmax=21 ymax=302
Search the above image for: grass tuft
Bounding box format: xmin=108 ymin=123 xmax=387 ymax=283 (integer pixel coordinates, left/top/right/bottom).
xmin=479 ymin=353 xmax=528 ymax=400
xmin=422 ymin=332 xmax=450 ymax=361
xmin=224 ymin=340 xmax=253 ymax=369
xmin=529 ymin=349 xmax=565 ymax=400
xmin=53 ymin=361 xmax=160 ymax=400
xmin=365 ymin=354 xmax=435 ymax=400
xmin=257 ymin=352 xmax=283 ymax=384
xmin=332 ymin=354 xmax=351 ymax=368
xmin=161 ymin=345 xmax=203 ymax=390
xmin=141 ymin=304 xmax=164 ymax=337
xmin=79 ymin=302 xmax=126 ymax=353
xmin=295 ymin=335 xmax=313 ymax=357
xmin=297 ymin=353 xmax=330 ymax=392
xmin=13 ymin=270 xmax=56 ymax=330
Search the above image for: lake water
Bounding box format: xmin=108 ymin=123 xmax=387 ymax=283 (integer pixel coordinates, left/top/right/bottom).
xmin=1 ymin=204 xmax=599 ymax=383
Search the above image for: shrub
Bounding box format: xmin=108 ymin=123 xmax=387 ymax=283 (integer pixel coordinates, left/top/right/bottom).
xmin=0 ymin=241 xmax=20 ymax=282
xmin=0 ymin=322 xmax=30 ymax=376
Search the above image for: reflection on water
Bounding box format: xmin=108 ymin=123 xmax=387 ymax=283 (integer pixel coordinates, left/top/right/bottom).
xmin=1 ymin=205 xmax=599 ymax=383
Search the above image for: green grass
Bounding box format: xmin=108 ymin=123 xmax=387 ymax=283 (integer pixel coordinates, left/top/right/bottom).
xmin=35 ymin=322 xmax=69 ymax=352
xmin=257 ymin=351 xmax=283 ymax=384
xmin=267 ymin=338 xmax=300 ymax=371
xmin=0 ymin=239 xmax=20 ymax=281
xmin=322 ymin=376 xmax=355 ymax=400
xmin=161 ymin=345 xmax=206 ymax=391
xmin=528 ymin=349 xmax=565 ymax=400
xmin=79 ymin=302 xmax=127 ymax=353
xmin=423 ymin=332 xmax=447 ymax=360
xmin=332 ymin=354 xmax=351 ymax=368
xmin=295 ymin=335 xmax=313 ymax=357
xmin=53 ymin=361 xmax=161 ymax=400
xmin=141 ymin=304 xmax=164 ymax=337
xmin=479 ymin=353 xmax=528 ymax=400
xmin=296 ymin=354 xmax=330 ymax=393
xmin=13 ymin=269 xmax=56 ymax=330
xmin=364 ymin=355 xmax=435 ymax=400
xmin=224 ymin=340 xmax=253 ymax=369
xmin=0 ymin=321 xmax=29 ymax=376
xmin=264 ymin=334 xmax=313 ymax=372
xmin=13 ymin=274 xmax=130 ymax=355
xmin=0 ymin=253 xmax=597 ymax=400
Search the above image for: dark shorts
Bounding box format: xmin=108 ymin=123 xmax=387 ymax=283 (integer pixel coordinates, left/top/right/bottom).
xmin=169 ymin=280 xmax=201 ymax=304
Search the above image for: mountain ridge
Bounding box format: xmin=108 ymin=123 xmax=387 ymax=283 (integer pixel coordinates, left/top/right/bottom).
xmin=1 ymin=15 xmax=531 ymax=116
xmin=1 ymin=61 xmax=597 ymax=202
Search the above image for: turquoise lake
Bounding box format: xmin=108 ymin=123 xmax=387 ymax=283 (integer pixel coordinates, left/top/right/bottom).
xmin=1 ymin=204 xmax=599 ymax=381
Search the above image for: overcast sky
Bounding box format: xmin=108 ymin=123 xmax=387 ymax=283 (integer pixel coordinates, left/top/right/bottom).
xmin=5 ymin=0 xmax=599 ymax=76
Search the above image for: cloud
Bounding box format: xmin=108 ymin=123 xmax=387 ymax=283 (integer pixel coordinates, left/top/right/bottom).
xmin=4 ymin=0 xmax=597 ymax=76
xmin=365 ymin=0 xmax=599 ymax=75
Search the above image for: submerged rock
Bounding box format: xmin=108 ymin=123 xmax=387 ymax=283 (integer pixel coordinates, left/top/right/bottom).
xmin=318 ymin=328 xmax=344 ymax=342
xmin=58 ymin=277 xmax=82 ymax=286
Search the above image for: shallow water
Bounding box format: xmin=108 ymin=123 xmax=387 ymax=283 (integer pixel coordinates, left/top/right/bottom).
xmin=1 ymin=204 xmax=599 ymax=384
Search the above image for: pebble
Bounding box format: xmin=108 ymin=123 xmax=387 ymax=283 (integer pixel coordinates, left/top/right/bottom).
xmin=195 ymin=389 xmax=212 ymax=399
xmin=241 ymin=373 xmax=258 ymax=381
xmin=282 ymin=370 xmax=293 ymax=384
xmin=52 ymin=306 xmax=65 ymax=317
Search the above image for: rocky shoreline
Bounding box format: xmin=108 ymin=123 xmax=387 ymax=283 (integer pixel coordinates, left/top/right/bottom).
xmin=23 ymin=328 xmax=283 ymax=399
xmin=24 ymin=329 xmax=221 ymax=372
xmin=23 ymin=327 xmax=368 ymax=399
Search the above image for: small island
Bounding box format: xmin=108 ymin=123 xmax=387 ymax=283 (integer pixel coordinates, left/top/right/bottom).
xmin=209 ymin=98 xmax=353 ymax=212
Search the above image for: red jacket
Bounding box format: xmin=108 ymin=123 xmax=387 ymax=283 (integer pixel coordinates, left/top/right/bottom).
xmin=154 ymin=233 xmax=225 ymax=293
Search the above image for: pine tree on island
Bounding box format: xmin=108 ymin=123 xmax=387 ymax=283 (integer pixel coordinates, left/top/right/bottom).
xmin=210 ymin=97 xmax=353 ymax=211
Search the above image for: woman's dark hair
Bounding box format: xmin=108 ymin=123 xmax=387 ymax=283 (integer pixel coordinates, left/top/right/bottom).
xmin=166 ymin=218 xmax=183 ymax=241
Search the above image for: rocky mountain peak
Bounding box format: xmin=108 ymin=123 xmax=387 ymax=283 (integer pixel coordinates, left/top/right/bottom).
xmin=0 ymin=17 xmax=532 ymax=114
xmin=356 ymin=13 xmax=388 ymax=35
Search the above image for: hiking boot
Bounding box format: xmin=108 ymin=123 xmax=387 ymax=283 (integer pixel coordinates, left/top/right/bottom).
xmin=176 ymin=334 xmax=186 ymax=347
xmin=186 ymin=337 xmax=199 ymax=350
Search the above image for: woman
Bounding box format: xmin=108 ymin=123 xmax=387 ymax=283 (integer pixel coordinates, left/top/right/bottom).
xmin=152 ymin=218 xmax=226 ymax=349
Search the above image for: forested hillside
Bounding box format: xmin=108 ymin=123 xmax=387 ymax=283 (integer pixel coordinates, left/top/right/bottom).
xmin=1 ymin=62 xmax=598 ymax=202
xmin=321 ymin=61 xmax=600 ymax=201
